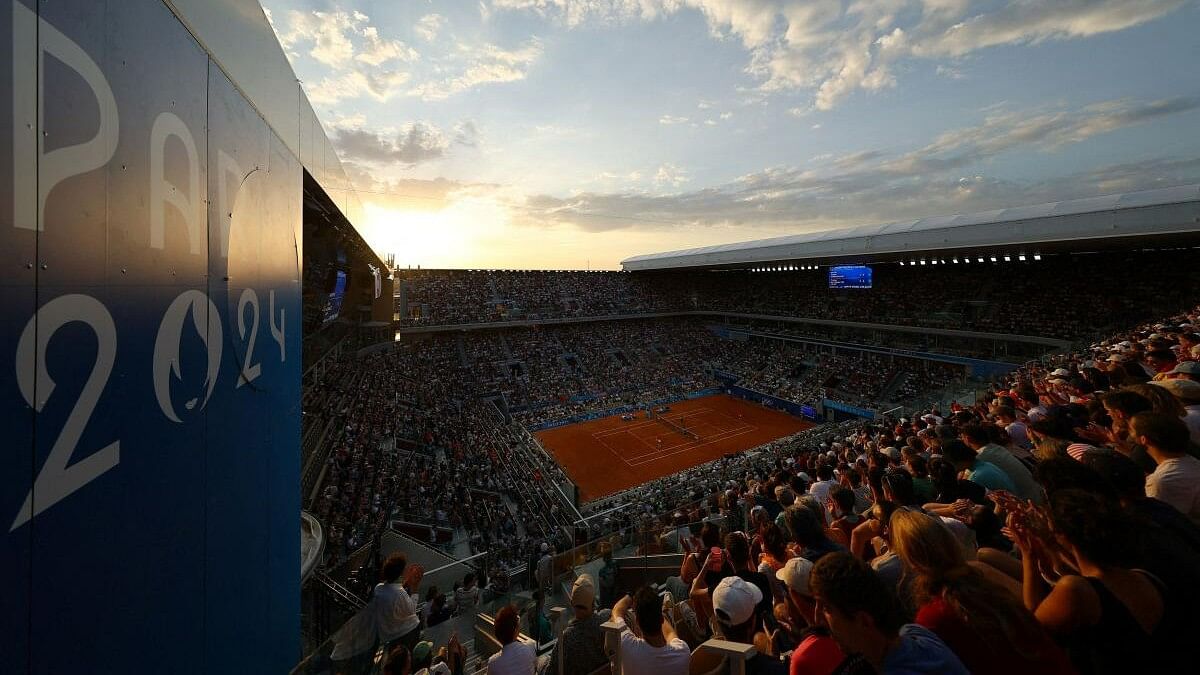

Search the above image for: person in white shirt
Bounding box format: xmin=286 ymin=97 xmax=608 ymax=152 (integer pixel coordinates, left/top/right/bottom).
xmin=487 ymin=605 xmax=540 ymax=675
xmin=807 ymin=465 xmax=837 ymax=523
xmin=611 ymin=586 xmax=690 ymax=675
xmin=375 ymin=554 xmax=425 ymax=651
xmin=330 ymin=554 xmax=424 ymax=666
xmin=1133 ymin=412 xmax=1200 ymax=526
xmin=1153 ymin=373 xmax=1200 ymax=444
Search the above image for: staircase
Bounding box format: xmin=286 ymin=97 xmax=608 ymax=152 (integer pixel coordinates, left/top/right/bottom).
xmin=879 ymin=370 xmax=910 ymax=402
xmin=457 ymin=335 xmax=471 ymax=368
xmin=487 ymin=275 xmax=502 ymax=305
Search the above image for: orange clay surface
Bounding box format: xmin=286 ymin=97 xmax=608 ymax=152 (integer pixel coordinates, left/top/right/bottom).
xmin=534 ymin=394 xmax=814 ymax=503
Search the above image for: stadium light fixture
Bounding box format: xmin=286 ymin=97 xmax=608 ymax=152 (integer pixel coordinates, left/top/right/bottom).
xmin=930 ymin=259 xmax=937 ymax=265
xmin=990 ymin=256 xmax=997 ymax=262
xmin=1003 ymin=255 xmax=1011 ymax=262
xmin=1018 ymin=254 xmax=1026 ymax=261
xmin=1033 ymin=254 xmax=1041 ymax=261
xmin=919 ymin=259 xmax=926 ymax=265
xmin=976 ymin=257 xmax=984 ymax=263
xmin=952 ymin=257 xmax=959 ymax=264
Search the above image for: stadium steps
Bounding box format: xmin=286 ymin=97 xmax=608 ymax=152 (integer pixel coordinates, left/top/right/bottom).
xmin=879 ymin=370 xmax=910 ymax=402
xmin=457 ymin=336 xmax=471 ymax=367
xmin=502 ymin=495 xmax=529 ymax=538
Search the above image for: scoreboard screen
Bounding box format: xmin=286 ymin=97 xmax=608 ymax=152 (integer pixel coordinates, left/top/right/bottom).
xmin=829 ymin=265 xmax=873 ymax=289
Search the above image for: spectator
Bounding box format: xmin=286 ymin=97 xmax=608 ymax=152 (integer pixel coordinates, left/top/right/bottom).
xmin=724 ymin=532 xmax=774 ymax=620
xmin=809 ymin=552 xmax=968 ymax=674
xmin=941 ymin=440 xmax=1016 ymax=493
xmin=377 ymin=554 xmax=424 ymax=652
xmin=1131 ymin=412 xmax=1200 ymax=525
xmin=1150 ymin=377 xmax=1200 ymax=444
xmin=611 ymin=586 xmax=691 ymax=675
xmin=1008 ymin=489 xmax=1186 ymax=674
xmin=783 ymin=505 xmax=845 ymax=563
xmin=548 ymin=574 xmax=609 ymax=675
xmin=455 ymin=573 xmax=481 ymax=615
xmin=712 ymin=576 xmax=787 ymax=674
xmin=888 ymin=509 xmax=1072 ymax=675
xmin=487 ymin=605 xmax=539 ymax=675
xmin=808 ymin=465 xmax=837 ymax=520
xmin=827 ymin=484 xmax=862 ymax=546
xmin=961 ymin=424 xmax=1043 ymax=503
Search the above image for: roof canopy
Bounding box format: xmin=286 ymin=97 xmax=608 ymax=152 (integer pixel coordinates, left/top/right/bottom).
xmin=621 ymin=184 xmax=1200 ymax=271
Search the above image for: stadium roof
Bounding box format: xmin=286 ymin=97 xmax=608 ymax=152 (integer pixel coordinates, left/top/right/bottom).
xmin=621 ymin=184 xmax=1200 ymax=271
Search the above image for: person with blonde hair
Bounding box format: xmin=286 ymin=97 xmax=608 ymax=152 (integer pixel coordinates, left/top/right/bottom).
xmin=888 ymin=509 xmax=1072 ymax=675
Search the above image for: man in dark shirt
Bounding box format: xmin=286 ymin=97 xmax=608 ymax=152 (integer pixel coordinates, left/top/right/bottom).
xmin=547 ymin=574 xmax=609 ymax=675
xmin=722 ymin=532 xmax=773 ymax=619
xmin=712 ymin=577 xmax=787 ymax=675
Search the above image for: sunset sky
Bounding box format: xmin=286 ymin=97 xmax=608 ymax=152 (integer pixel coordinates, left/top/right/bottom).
xmin=263 ymin=0 xmax=1200 ymax=269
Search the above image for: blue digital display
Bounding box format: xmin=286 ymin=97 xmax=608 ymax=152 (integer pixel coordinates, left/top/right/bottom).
xmin=829 ymin=265 xmax=873 ymax=289
xmin=323 ymin=271 xmax=348 ymax=323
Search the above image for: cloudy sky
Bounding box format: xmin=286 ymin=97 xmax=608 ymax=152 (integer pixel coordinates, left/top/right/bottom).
xmin=263 ymin=0 xmax=1200 ymax=269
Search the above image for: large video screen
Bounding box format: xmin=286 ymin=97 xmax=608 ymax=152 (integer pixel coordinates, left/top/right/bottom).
xmin=322 ymin=270 xmax=348 ymax=324
xmin=829 ymin=265 xmax=873 ymax=289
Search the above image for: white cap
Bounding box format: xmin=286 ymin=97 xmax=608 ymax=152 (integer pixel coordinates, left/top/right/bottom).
xmin=776 ymin=557 xmax=815 ymax=596
xmin=713 ymin=576 xmax=762 ymax=626
xmin=1052 ymin=368 xmax=1071 ymax=376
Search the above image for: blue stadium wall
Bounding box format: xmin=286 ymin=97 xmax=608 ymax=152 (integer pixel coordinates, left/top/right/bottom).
xmin=2 ymin=0 xmax=302 ymax=671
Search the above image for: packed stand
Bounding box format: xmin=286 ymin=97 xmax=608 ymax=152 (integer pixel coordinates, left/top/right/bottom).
xmin=393 ymin=250 xmax=1199 ymax=341
xmin=558 ymin=303 xmax=1200 ymax=675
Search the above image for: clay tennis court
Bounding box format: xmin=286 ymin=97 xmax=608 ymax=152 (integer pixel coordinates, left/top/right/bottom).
xmin=534 ymin=394 xmax=815 ymax=502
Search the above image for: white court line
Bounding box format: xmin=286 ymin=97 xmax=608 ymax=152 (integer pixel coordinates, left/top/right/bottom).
xmin=627 ymin=426 xmax=759 ymax=467
xmin=587 ymin=404 xmax=762 ymax=469
xmin=589 ymin=431 xmax=639 ymax=468
xmin=592 ymin=409 xmax=712 ymax=438
xmin=618 ymin=419 xmax=755 ymax=461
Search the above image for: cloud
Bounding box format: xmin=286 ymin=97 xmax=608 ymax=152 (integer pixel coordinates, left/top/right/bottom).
xmin=913 ymin=0 xmax=1189 ymax=57
xmin=935 ymin=64 xmax=965 ymax=80
xmin=307 ymin=70 xmax=412 ymax=105
xmin=453 ymin=120 xmax=482 ymax=147
xmin=470 ymin=95 xmax=1200 ymax=234
xmin=272 ymin=8 xmax=418 ymax=104
xmin=414 ymin=14 xmax=447 ymax=41
xmin=333 ymin=123 xmax=449 ymax=166
xmin=276 ymin=9 xmax=417 ymax=68
xmin=720 ymin=111 xmax=734 ymax=120
xmin=275 ymin=8 xmax=538 ymax=104
xmin=409 ymin=39 xmax=543 ymax=100
xmin=490 ymin=0 xmax=1190 ymax=112
xmin=659 ymin=114 xmax=690 ymax=125
xmin=653 ymin=163 xmax=690 ymax=188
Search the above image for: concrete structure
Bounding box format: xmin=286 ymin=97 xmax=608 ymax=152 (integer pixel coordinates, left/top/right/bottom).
xmin=1 ymin=0 xmax=373 ymax=671
xmin=622 ymin=184 xmax=1200 ymax=270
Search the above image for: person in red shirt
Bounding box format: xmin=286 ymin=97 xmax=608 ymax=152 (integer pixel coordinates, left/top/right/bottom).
xmin=889 ymin=508 xmax=1075 ymax=675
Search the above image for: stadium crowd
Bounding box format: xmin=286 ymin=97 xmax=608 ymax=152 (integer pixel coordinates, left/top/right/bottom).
xmin=320 ymin=294 xmax=1200 ymax=675
xmin=307 ymin=317 xmax=969 ymax=580
xmin=540 ymin=302 xmax=1200 ymax=675
xmin=394 ymin=249 xmax=1197 ymax=341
